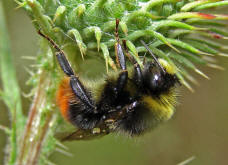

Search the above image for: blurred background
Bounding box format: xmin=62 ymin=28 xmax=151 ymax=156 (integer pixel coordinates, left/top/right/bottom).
xmin=1 ymin=1 xmax=228 ymax=165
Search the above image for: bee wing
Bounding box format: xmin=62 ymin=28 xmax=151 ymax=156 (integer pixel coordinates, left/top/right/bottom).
xmin=55 ymin=129 xmax=109 ymax=141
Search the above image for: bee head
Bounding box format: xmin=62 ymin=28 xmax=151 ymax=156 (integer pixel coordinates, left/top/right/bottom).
xmin=143 ymin=59 xmax=178 ymax=95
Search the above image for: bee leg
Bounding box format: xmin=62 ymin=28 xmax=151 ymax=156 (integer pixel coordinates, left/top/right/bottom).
xmin=132 ymin=62 xmax=143 ymax=88
xmin=114 ymin=19 xmax=128 ymax=95
xmin=38 ymin=30 xmax=96 ymax=109
xmin=103 ymin=101 xmax=139 ymax=132
xmin=122 ymin=40 xmax=143 ymax=88
xmin=56 ymin=53 xmax=96 ymax=109
xmin=115 ymin=19 xmax=126 ymax=70
xmin=70 ymin=76 xmax=96 ymax=109
xmin=112 ymin=101 xmax=139 ymax=119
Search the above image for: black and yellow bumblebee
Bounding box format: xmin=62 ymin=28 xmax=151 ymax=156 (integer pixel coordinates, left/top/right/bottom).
xmin=38 ymin=19 xmax=179 ymax=141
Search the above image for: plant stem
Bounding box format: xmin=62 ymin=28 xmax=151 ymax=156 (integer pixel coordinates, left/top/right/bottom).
xmin=17 ymin=71 xmax=45 ymax=165
xmin=0 ymin=1 xmax=24 ymax=164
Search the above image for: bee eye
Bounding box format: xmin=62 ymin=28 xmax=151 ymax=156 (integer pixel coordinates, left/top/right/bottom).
xmin=149 ymin=68 xmax=163 ymax=89
xmin=151 ymin=72 xmax=162 ymax=84
xmin=143 ymin=65 xmax=165 ymax=93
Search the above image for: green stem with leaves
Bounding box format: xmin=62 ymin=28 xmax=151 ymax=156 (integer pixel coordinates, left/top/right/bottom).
xmin=0 ymin=1 xmax=25 ymax=164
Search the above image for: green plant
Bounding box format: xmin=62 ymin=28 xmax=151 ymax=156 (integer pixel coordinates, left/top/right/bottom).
xmin=1 ymin=0 xmax=228 ymax=164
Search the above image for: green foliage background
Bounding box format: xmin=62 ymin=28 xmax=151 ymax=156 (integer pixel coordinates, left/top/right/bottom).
xmin=1 ymin=0 xmax=228 ymax=165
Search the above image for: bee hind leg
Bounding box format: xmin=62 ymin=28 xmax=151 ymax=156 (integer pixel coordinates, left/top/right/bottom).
xmin=38 ymin=30 xmax=96 ymax=110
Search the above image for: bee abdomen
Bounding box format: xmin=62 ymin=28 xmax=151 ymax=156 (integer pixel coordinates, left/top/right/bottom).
xmin=117 ymin=103 xmax=153 ymax=135
xmin=68 ymin=103 xmax=101 ymax=129
xmin=57 ymin=77 xmax=101 ymax=129
xmin=56 ymin=77 xmax=75 ymax=121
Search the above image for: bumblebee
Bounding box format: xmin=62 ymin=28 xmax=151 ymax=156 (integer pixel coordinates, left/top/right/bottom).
xmin=38 ymin=20 xmax=179 ymax=141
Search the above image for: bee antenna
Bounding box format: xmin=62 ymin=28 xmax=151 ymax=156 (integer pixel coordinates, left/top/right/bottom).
xmin=140 ymin=40 xmax=165 ymax=73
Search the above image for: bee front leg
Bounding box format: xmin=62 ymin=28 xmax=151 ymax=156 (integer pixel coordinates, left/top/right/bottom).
xmin=122 ymin=40 xmax=143 ymax=88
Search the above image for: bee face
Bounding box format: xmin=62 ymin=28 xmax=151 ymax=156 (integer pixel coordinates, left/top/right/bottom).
xmin=143 ymin=62 xmax=165 ymax=93
xmin=142 ymin=61 xmax=178 ymax=95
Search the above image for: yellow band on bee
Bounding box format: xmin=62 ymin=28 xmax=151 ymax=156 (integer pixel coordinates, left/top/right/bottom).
xmin=158 ymin=59 xmax=176 ymax=75
xmin=142 ymin=95 xmax=174 ymax=121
